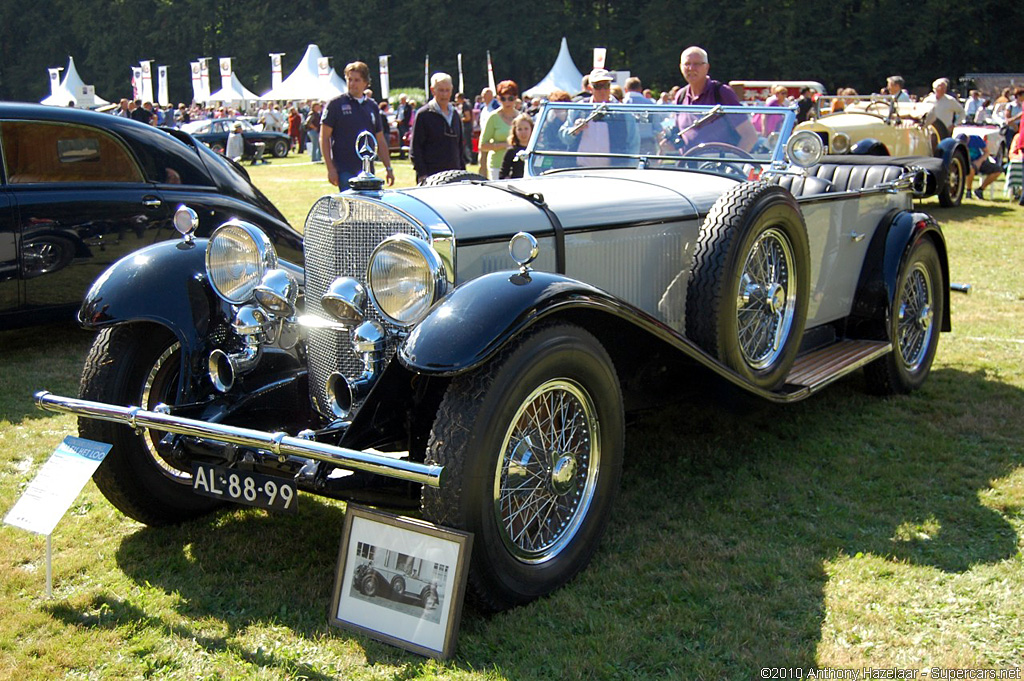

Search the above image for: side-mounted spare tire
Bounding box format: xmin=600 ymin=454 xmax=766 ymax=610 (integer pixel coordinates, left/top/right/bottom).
xmin=685 ymin=181 xmax=810 ymax=390
xmin=419 ymin=169 xmax=488 ymax=186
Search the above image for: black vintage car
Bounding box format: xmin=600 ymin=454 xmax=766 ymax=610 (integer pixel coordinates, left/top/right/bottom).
xmin=181 ymin=118 xmax=292 ymax=159
xmin=0 ymin=103 xmax=301 ymax=329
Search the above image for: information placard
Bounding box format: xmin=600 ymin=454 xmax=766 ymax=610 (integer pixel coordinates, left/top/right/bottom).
xmin=4 ymin=436 xmax=111 ymax=536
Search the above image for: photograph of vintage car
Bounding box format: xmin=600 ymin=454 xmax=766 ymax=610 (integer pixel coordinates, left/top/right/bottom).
xmin=180 ymin=117 xmax=292 ymax=159
xmin=795 ymin=95 xmax=969 ymax=207
xmin=0 ymin=103 xmax=302 ymax=330
xmin=36 ymin=101 xmax=954 ymax=614
xmin=351 ymin=542 xmax=444 ymax=614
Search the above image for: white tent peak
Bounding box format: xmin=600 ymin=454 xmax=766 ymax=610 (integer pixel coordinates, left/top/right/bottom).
xmin=259 ymin=44 xmax=345 ymax=102
xmin=206 ymin=72 xmax=259 ymax=103
xmin=523 ymin=37 xmax=586 ymax=99
xmin=41 ymin=56 xmax=109 ymax=108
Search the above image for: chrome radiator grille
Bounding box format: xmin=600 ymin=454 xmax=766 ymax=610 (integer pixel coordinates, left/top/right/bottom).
xmin=303 ymin=195 xmax=425 ymax=419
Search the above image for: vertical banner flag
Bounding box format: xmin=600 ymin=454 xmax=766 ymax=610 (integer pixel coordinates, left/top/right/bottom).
xmin=317 ymin=57 xmax=331 ymax=82
xmin=424 ymin=55 xmax=429 ymax=98
xmin=140 ymin=60 xmax=154 ymax=102
xmin=457 ymin=53 xmax=464 ymax=95
xmin=593 ymin=48 xmax=606 ymax=69
xmin=486 ymin=51 xmax=496 ymax=92
xmin=190 ymin=61 xmax=202 ymax=102
xmin=219 ymin=57 xmax=232 ymax=90
xmin=199 ymin=58 xmax=211 ymax=101
xmin=157 ymin=66 xmax=169 ymax=106
xmin=270 ymin=53 xmax=285 ymax=89
xmin=48 ymin=68 xmax=63 ymax=96
xmin=131 ymin=67 xmax=142 ymax=100
xmin=379 ymin=55 xmax=390 ymax=101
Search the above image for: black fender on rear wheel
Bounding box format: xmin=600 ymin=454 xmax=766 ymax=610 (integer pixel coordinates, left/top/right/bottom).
xmin=938 ymin=148 xmax=967 ymax=207
xmin=685 ymin=181 xmax=810 ymax=390
xmin=78 ymin=324 xmax=222 ymax=526
xmin=864 ymin=238 xmax=943 ymax=395
xmin=421 ymin=323 xmax=624 ymax=612
xmin=419 ymin=169 xmax=487 ymax=186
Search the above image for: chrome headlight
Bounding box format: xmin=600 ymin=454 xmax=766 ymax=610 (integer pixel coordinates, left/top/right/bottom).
xmin=786 ymin=130 xmax=824 ymax=168
xmin=830 ymin=132 xmax=851 ymax=155
xmin=367 ymin=234 xmax=447 ymax=326
xmin=206 ymin=221 xmax=278 ymax=304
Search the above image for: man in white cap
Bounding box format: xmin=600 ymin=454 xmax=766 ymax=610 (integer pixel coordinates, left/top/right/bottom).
xmin=559 ymin=68 xmax=638 ymax=166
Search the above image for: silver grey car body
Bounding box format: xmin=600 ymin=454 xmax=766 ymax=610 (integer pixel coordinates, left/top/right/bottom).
xmin=37 ymin=102 xmax=951 ymax=612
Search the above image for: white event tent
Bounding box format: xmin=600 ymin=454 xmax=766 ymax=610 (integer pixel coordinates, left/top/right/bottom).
xmin=523 ymin=37 xmax=586 ymax=99
xmin=41 ymin=56 xmax=109 ymax=108
xmin=205 ymin=72 xmax=259 ymax=104
xmin=260 ymin=44 xmax=346 ymax=101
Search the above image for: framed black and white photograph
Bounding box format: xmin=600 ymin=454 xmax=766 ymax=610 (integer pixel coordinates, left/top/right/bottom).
xmin=329 ymin=505 xmax=472 ymax=659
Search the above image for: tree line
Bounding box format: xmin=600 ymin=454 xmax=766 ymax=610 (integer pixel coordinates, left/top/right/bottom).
xmin=2 ymin=0 xmax=1021 ymax=106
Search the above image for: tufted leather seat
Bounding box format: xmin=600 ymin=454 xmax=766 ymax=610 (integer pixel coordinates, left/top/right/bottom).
xmin=770 ymin=173 xmax=834 ymax=197
xmin=808 ymin=163 xmax=905 ymax=193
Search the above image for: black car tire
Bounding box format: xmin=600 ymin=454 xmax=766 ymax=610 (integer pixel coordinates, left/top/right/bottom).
xmin=361 ymin=572 xmax=380 ymax=597
xmin=272 ymin=140 xmax=289 ymax=158
xmin=864 ymin=238 xmax=943 ymax=395
xmin=22 ymin=235 xmax=75 ymax=278
xmin=686 ymin=181 xmax=810 ymax=390
xmin=420 ymin=170 xmax=487 ymax=186
xmin=938 ymin=148 xmax=967 ymax=207
xmin=79 ymin=324 xmax=222 ymax=525
xmin=390 ymin=575 xmax=406 ymax=596
xmin=420 ymin=585 xmax=438 ymax=609
xmin=421 ymin=323 xmax=624 ymax=612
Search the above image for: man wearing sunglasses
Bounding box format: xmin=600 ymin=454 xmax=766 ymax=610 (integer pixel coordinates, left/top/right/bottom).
xmin=410 ymin=72 xmax=466 ymax=183
xmin=559 ymin=68 xmax=639 ymax=167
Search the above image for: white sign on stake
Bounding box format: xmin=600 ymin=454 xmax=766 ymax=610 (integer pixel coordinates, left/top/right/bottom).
xmin=5 ymin=436 xmax=110 ymax=536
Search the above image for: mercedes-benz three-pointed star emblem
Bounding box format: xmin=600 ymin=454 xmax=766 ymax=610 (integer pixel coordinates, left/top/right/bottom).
xmin=355 ymin=131 xmax=378 ymax=161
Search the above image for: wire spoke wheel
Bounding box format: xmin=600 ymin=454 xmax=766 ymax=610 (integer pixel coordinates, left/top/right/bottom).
xmin=494 ymin=379 xmax=600 ymax=563
xmin=736 ymin=227 xmax=797 ymax=370
xmin=895 ymin=262 xmax=934 ymax=372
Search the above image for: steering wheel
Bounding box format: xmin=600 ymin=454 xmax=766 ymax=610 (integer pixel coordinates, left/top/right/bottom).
xmin=682 ymin=142 xmax=754 ymax=178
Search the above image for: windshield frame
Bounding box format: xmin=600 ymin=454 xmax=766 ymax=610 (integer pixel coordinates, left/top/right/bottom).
xmin=525 ymin=101 xmax=798 ymax=177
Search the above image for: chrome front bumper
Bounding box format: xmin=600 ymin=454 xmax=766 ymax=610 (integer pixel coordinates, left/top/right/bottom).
xmin=34 ymin=391 xmax=444 ymax=488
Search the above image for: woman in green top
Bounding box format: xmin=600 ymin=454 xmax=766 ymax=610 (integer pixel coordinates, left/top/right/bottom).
xmin=479 ymin=80 xmax=520 ymax=179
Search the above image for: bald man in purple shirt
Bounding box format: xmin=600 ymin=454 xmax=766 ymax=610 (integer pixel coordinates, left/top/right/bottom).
xmin=663 ymin=46 xmax=758 ymax=153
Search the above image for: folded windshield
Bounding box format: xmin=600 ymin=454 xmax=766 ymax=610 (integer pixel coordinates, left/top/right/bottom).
xmin=526 ymin=102 xmax=796 ymax=177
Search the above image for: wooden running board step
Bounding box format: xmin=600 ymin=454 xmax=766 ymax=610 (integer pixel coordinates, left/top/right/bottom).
xmin=784 ymin=339 xmax=891 ymax=390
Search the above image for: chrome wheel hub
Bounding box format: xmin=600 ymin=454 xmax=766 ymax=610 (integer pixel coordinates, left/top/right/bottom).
xmin=494 ymin=379 xmax=600 ymax=564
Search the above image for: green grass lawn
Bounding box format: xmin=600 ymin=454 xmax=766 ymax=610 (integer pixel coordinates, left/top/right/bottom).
xmin=1 ymin=161 xmax=1022 ymax=679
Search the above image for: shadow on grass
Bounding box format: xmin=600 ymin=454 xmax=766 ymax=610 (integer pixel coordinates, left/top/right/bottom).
xmin=45 ymin=366 xmax=1024 ymax=679
xmin=925 ymin=199 xmax=1020 ymax=224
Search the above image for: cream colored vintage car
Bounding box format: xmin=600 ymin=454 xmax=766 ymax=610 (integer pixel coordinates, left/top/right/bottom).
xmin=796 ymin=95 xmax=968 ymax=207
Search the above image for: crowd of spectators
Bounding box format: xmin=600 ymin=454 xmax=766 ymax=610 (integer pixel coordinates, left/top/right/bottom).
xmin=98 ymin=54 xmax=1024 ymax=203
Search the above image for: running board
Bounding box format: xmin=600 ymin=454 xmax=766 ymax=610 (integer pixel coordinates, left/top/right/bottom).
xmin=783 ymin=339 xmax=891 ymax=392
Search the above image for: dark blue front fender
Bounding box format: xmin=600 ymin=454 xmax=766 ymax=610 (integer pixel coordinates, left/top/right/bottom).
xmin=398 ymin=270 xmax=635 ymax=375
xmin=78 ymin=237 xmax=226 ymax=355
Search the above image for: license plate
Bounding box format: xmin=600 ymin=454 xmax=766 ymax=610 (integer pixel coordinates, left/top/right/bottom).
xmin=191 ymin=463 xmax=298 ymax=513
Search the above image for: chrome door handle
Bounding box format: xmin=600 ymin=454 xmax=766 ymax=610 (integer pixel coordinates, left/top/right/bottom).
xmin=142 ymin=197 xmax=162 ymax=208
xmin=849 ymin=231 xmax=866 ymax=242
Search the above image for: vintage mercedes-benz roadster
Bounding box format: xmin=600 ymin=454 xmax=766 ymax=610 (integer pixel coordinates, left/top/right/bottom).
xmin=37 ymin=102 xmax=952 ymax=611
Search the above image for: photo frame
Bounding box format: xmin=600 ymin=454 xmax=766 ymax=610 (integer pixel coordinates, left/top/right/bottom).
xmin=329 ymin=504 xmax=473 ymax=659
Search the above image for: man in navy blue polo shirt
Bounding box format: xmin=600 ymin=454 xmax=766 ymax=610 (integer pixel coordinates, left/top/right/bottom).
xmin=320 ymin=61 xmax=395 ymax=188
